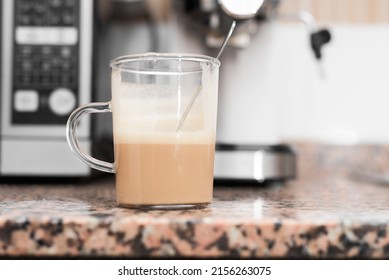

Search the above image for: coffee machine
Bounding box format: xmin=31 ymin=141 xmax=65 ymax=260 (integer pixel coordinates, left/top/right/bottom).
xmin=171 ymin=0 xmax=330 ymax=183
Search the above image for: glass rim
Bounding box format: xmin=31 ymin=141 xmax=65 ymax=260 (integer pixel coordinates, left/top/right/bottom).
xmin=109 ymin=52 xmax=221 ymax=69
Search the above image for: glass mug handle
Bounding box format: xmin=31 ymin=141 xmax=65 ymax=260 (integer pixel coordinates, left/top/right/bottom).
xmin=66 ymin=102 xmax=114 ymax=173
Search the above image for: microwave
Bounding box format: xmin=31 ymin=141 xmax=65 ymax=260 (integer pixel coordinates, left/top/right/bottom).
xmin=0 ymin=0 xmax=94 ymax=177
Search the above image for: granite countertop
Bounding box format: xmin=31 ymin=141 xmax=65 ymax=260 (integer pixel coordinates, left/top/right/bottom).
xmin=1 ymin=142 xmax=389 ymax=259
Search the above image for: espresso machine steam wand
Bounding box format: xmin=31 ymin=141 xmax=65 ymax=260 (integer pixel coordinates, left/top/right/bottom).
xmin=273 ymin=10 xmax=331 ymax=77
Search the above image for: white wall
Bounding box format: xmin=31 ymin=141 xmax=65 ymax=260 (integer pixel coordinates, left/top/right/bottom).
xmin=277 ymin=24 xmax=389 ymax=144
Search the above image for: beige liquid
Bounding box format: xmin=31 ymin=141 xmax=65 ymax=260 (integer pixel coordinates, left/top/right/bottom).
xmin=114 ymin=142 xmax=215 ymax=206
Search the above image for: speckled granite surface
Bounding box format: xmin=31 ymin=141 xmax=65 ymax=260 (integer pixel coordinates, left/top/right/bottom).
xmin=1 ymin=142 xmax=389 ymax=258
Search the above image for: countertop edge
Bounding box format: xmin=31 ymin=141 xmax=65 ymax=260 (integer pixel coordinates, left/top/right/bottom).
xmin=1 ymin=216 xmax=389 ymax=258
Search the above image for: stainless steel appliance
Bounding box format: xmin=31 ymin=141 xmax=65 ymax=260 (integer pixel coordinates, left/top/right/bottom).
xmin=0 ymin=0 xmax=94 ymax=177
xmin=173 ymin=0 xmax=330 ymax=183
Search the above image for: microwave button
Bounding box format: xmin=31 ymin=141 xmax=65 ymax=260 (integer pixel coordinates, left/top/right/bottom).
xmin=63 ymin=12 xmax=75 ymax=25
xmin=19 ymin=1 xmax=33 ymax=12
xmin=20 ymin=15 xmax=31 ymax=26
xmin=48 ymin=88 xmax=76 ymax=116
xmin=41 ymin=61 xmax=51 ymax=72
xmin=50 ymin=15 xmax=61 ymax=26
xmin=60 ymin=46 xmax=72 ymax=58
xmin=19 ymin=46 xmax=34 ymax=57
xmin=61 ymin=61 xmax=71 ymax=71
xmin=41 ymin=46 xmax=53 ymax=56
xmin=32 ymin=2 xmax=47 ymax=14
xmin=51 ymin=0 xmax=63 ymax=8
xmin=60 ymin=75 xmax=71 ymax=85
xmin=32 ymin=15 xmax=47 ymax=26
xmin=64 ymin=0 xmax=77 ymax=7
xmin=18 ymin=75 xmax=32 ymax=85
xmin=21 ymin=61 xmax=33 ymax=72
xmin=14 ymin=90 xmax=39 ymax=112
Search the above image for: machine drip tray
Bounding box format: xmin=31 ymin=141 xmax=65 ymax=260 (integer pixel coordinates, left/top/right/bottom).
xmin=214 ymin=144 xmax=296 ymax=184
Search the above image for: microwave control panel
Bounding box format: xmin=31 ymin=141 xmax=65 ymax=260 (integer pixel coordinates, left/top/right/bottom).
xmin=12 ymin=0 xmax=80 ymax=125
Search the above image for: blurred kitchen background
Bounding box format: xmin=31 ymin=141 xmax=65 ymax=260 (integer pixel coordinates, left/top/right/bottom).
xmin=1 ymin=0 xmax=389 ymax=182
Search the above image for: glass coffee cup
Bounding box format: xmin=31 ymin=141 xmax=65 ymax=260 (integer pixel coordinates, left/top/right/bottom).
xmin=66 ymin=53 xmax=220 ymax=209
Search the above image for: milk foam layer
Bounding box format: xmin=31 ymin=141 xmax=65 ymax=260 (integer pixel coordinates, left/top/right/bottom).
xmin=111 ymin=69 xmax=216 ymax=145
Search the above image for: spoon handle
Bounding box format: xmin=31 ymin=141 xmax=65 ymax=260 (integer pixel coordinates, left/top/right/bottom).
xmin=216 ymin=21 xmax=236 ymax=60
xmin=177 ymin=21 xmax=236 ymax=132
